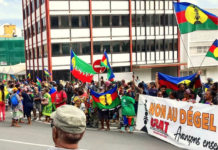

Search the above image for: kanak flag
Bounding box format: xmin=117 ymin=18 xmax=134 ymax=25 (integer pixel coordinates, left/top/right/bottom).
xmin=206 ymin=39 xmax=218 ymax=61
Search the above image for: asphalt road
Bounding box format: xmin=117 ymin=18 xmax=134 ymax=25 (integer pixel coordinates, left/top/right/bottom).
xmin=0 ymin=112 xmax=181 ymax=150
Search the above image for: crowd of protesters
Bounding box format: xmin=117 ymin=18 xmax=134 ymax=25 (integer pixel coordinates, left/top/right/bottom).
xmin=0 ymin=70 xmax=218 ymax=134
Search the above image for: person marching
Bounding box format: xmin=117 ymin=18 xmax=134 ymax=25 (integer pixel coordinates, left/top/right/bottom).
xmin=120 ymin=89 xmax=135 ymax=134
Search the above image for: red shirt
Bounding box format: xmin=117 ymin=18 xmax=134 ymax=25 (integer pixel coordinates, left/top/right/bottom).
xmin=55 ymin=91 xmax=67 ymax=108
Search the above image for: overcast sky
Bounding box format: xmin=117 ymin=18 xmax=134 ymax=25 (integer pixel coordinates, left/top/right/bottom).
xmin=0 ymin=0 xmax=217 ymax=29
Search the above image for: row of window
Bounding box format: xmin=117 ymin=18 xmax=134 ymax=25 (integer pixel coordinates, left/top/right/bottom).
xmin=24 ymin=0 xmax=45 ymax=19
xmin=24 ymin=17 xmax=46 ymax=39
xmin=26 ymin=39 xmax=177 ymax=59
xmin=50 ymin=14 xmax=176 ymax=29
xmin=49 ymin=39 xmax=178 ymax=56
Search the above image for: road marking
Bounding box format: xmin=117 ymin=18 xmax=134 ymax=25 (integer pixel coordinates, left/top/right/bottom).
xmin=0 ymin=139 xmax=53 ymax=147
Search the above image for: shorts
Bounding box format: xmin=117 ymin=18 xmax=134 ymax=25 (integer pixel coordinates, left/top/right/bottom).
xmin=25 ymin=112 xmax=31 ymax=118
xmin=98 ymin=110 xmax=109 ymax=120
xmin=33 ymin=103 xmax=42 ymax=112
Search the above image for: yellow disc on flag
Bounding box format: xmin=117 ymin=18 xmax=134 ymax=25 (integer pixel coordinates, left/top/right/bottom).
xmin=72 ymin=57 xmax=76 ymax=69
xmin=214 ymin=48 xmax=218 ymax=58
xmin=99 ymin=94 xmax=112 ymax=106
xmin=185 ymin=5 xmax=208 ymax=25
xmin=178 ymin=80 xmax=191 ymax=86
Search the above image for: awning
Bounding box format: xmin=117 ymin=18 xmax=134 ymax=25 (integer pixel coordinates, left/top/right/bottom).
xmin=133 ymin=62 xmax=187 ymax=69
xmin=8 ymin=63 xmax=26 ymax=75
xmin=0 ymin=66 xmax=5 ymax=73
xmin=2 ymin=66 xmax=11 ymax=74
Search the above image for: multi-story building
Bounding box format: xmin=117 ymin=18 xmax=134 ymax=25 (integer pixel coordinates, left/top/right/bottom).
xmin=0 ymin=24 xmax=23 ymax=37
xmin=180 ymin=9 xmax=218 ymax=82
xmin=22 ymin=0 xmax=182 ymax=82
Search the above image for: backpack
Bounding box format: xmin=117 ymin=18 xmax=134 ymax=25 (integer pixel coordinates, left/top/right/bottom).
xmin=11 ymin=94 xmax=19 ymax=106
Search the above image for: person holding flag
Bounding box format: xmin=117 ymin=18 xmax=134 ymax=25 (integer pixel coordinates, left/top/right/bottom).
xmin=44 ymin=68 xmax=52 ymax=80
xmin=100 ymin=51 xmax=115 ymax=81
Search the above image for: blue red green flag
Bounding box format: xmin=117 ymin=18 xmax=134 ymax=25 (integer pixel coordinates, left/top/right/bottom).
xmin=100 ymin=51 xmax=115 ymax=81
xmin=36 ymin=77 xmax=42 ymax=83
xmin=49 ymin=87 xmax=57 ymax=103
xmin=206 ymin=39 xmax=218 ymax=61
xmin=173 ymin=2 xmax=218 ymax=34
xmin=158 ymin=73 xmax=201 ymax=94
xmin=90 ymin=85 xmax=120 ymax=111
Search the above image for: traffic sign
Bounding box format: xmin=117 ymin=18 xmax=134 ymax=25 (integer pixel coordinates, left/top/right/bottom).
xmin=93 ymin=59 xmax=106 ymax=73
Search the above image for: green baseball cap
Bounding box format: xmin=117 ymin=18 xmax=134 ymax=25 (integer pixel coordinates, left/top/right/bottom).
xmin=51 ymin=105 xmax=86 ymax=134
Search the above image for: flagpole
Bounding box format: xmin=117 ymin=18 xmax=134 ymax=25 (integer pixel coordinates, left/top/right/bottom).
xmin=173 ymin=4 xmax=196 ymax=73
xmin=198 ymin=55 xmax=207 ymax=71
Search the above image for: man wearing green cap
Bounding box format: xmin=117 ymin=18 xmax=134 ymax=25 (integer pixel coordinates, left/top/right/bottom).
xmin=48 ymin=105 xmax=86 ymax=150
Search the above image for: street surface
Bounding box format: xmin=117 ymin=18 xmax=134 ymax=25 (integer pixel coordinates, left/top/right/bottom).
xmin=0 ymin=112 xmax=181 ymax=150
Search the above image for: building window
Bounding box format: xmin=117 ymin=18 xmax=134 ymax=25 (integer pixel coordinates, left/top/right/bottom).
xmin=42 ymin=18 xmax=46 ymax=32
xmin=34 ymin=48 xmax=37 ymax=59
xmin=137 ymin=15 xmax=141 ymax=26
xmin=39 ymin=46 xmax=42 ymax=58
xmin=146 ymin=15 xmax=150 ymax=26
xmin=81 ymin=16 xmax=89 ymax=27
xmin=137 ymin=40 xmax=145 ymax=52
xmin=155 ymin=15 xmax=160 ymax=26
xmin=103 ymin=42 xmax=110 ymax=53
xmin=36 ymin=0 xmax=40 ymax=8
xmin=93 ymin=16 xmax=100 ymax=27
xmin=71 ymin=16 xmax=79 ymax=27
xmin=23 ymin=9 xmax=26 ymax=19
xmin=165 ymin=39 xmax=173 ymax=51
xmin=121 ymin=15 xmax=129 ymax=27
xmin=41 ymin=0 xmax=45 ymax=5
xmin=94 ymin=42 xmax=101 ymax=54
xmin=169 ymin=14 xmax=173 ymax=26
xmin=30 ymin=50 xmax=32 ymax=59
xmin=37 ymin=21 xmax=40 ymax=34
xmin=150 ymin=40 xmax=155 ymax=51
xmin=24 ymin=30 xmax=27 ymax=39
xmin=32 ymin=24 xmax=35 ymax=36
xmin=31 ymin=0 xmax=34 ymax=13
xmin=151 ymin=15 xmax=155 ymax=26
xmin=72 ymin=43 xmax=80 ymax=55
xmin=52 ymin=44 xmax=60 ymax=56
xmin=27 ymin=5 xmax=30 ymax=16
xmin=62 ymin=44 xmax=70 ymax=55
xmin=82 ymin=43 xmax=90 ymax=54
xmin=113 ymin=41 xmax=120 ymax=52
xmin=112 ymin=16 xmax=120 ymax=26
xmin=61 ymin=16 xmax=69 ymax=28
xmin=121 ymin=41 xmax=129 ymax=53
xmin=44 ymin=45 xmax=47 ymax=57
xmin=102 ymin=16 xmax=110 ymax=27
xmin=174 ymin=39 xmax=178 ymax=51
xmin=50 ymin=16 xmax=59 ymax=28
xmin=165 ymin=15 xmax=169 ymax=26
xmin=160 ymin=15 xmax=164 ymax=26
xmin=28 ymin=27 xmax=31 ymax=38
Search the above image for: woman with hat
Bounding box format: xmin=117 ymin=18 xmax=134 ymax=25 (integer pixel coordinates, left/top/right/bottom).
xmin=10 ymin=87 xmax=23 ymax=127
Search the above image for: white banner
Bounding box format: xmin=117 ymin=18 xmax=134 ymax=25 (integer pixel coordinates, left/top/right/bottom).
xmin=136 ymin=95 xmax=218 ymax=150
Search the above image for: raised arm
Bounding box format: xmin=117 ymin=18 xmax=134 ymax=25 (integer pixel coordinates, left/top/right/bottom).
xmin=155 ymin=72 xmax=160 ymax=90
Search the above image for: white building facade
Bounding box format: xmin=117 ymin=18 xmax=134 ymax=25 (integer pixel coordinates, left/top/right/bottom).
xmin=180 ymin=9 xmax=218 ymax=83
xmin=22 ymin=0 xmax=181 ymax=82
